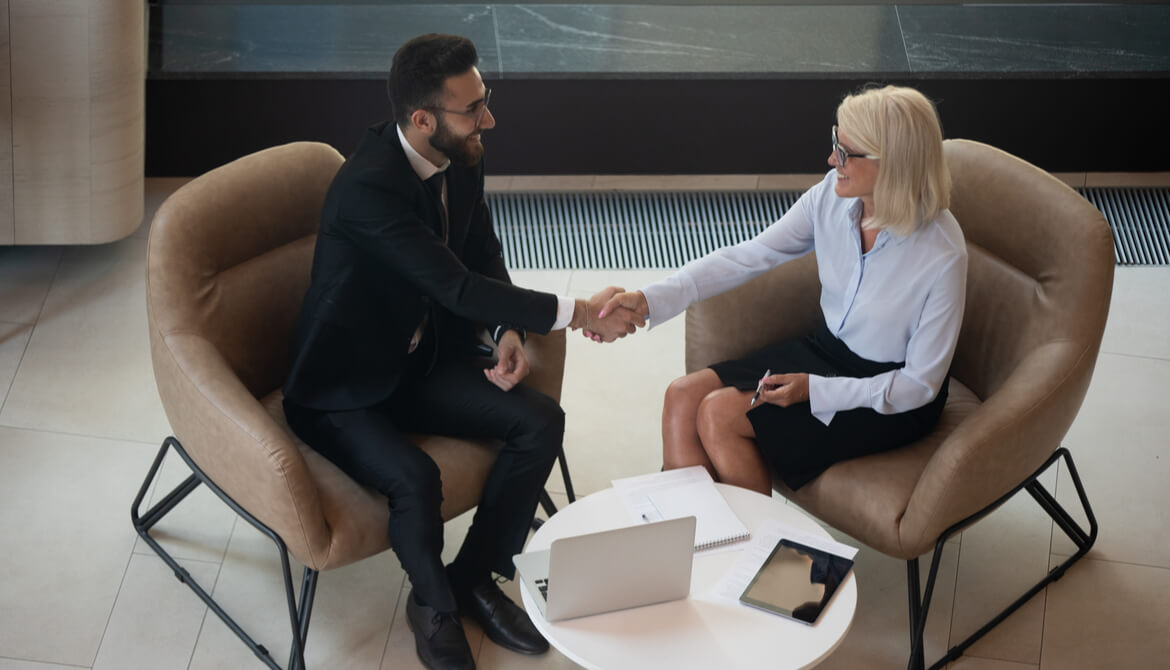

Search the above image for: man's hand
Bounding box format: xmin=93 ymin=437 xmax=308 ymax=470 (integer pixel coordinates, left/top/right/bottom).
xmin=571 ymin=287 xmax=646 ymax=343
xmin=756 ymin=372 xmax=810 ymax=407
xmin=583 ymin=290 xmax=649 ymax=343
xmin=484 ymin=330 xmax=529 ymax=391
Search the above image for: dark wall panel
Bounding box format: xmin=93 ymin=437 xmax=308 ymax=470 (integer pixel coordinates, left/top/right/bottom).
xmin=147 ymin=76 xmax=1168 ymax=177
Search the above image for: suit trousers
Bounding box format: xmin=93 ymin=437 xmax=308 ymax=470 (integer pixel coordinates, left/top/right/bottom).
xmin=283 ymin=346 xmax=564 ymax=612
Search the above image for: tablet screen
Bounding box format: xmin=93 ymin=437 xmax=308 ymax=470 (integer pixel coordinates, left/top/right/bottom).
xmin=739 ymin=538 xmax=854 ymax=625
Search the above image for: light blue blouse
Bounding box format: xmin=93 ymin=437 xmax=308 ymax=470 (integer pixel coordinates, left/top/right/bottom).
xmin=641 ymin=170 xmax=968 ymax=425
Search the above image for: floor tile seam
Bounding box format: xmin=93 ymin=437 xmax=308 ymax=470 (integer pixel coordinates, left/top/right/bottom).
xmin=1036 ymin=549 xmax=1050 ymax=670
xmin=0 ymin=654 xmax=89 ymax=669
xmin=36 ymin=248 xmax=67 ymax=325
xmin=131 ymin=546 xmax=224 ymax=569
xmin=0 ymin=317 xmax=35 ymax=328
xmin=943 ymin=530 xmax=962 ymax=651
xmin=0 ymin=421 xmax=161 ymax=448
xmin=0 ymin=322 xmax=39 ymax=420
xmin=1042 ymin=460 xmax=1059 ymax=668
xmin=1049 ymin=552 xmax=1170 ymax=572
xmin=0 ymin=250 xmax=69 ymax=407
xmin=955 ymin=651 xmax=1040 ymax=668
xmin=93 ymin=541 xmax=146 ymax=669
xmin=1096 ymin=349 xmax=1170 ymax=364
xmin=375 ymin=583 xmax=405 ymax=670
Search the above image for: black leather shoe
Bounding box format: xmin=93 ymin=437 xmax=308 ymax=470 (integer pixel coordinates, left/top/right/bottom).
xmin=456 ymin=579 xmax=549 ymax=655
xmin=405 ymin=590 xmax=476 ymax=670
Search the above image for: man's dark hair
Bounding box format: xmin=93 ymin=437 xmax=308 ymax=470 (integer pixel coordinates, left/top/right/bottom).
xmin=388 ymin=34 xmax=479 ymax=127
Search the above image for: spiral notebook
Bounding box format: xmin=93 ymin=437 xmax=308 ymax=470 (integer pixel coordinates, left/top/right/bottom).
xmin=648 ymin=479 xmax=751 ymax=551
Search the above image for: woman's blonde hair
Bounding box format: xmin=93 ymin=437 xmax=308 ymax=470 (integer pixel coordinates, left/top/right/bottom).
xmin=836 ymin=85 xmax=950 ymax=235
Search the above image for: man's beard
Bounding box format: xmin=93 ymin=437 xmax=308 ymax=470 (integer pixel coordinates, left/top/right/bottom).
xmin=429 ymin=117 xmax=484 ymax=167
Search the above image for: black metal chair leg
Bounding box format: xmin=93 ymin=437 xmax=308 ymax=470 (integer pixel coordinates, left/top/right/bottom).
xmin=132 ymin=437 xmax=317 ymax=670
xmin=906 ymin=558 xmax=923 ymax=670
xmin=906 ymin=540 xmax=946 ymax=670
xmin=902 ymin=447 xmax=1097 ymax=670
xmin=532 ymin=447 xmax=579 ymax=531
xmin=556 ymin=447 xmax=577 ymax=504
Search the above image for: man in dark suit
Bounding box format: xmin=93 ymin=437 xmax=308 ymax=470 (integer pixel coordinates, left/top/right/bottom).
xmin=282 ymin=34 xmax=638 ymax=670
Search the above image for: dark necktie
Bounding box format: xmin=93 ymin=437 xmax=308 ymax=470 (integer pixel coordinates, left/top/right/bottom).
xmin=424 ymin=173 xmax=448 ymax=243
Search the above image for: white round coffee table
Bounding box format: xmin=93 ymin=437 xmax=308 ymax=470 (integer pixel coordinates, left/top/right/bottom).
xmin=519 ymin=484 xmax=856 ymax=670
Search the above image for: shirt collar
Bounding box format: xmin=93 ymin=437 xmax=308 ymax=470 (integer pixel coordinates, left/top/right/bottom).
xmin=848 ymin=197 xmax=915 ymax=248
xmin=396 ymin=124 xmax=450 ymax=181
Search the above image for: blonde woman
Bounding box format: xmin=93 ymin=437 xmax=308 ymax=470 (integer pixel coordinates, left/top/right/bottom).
xmin=593 ymin=85 xmax=967 ymax=495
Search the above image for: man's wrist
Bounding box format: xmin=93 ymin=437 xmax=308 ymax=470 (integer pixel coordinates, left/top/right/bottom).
xmin=568 ymin=299 xmax=587 ymax=330
xmin=491 ymin=324 xmax=526 ymax=344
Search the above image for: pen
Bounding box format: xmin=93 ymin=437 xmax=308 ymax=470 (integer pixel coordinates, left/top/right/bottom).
xmin=750 ymin=369 xmax=772 ymax=407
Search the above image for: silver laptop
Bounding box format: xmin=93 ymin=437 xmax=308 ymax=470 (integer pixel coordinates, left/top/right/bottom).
xmin=512 ymin=516 xmax=696 ymax=622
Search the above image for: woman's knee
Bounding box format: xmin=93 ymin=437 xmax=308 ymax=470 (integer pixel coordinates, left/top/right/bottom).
xmin=664 ymin=370 xmax=721 ymax=419
xmin=695 ymin=388 xmax=743 ymax=442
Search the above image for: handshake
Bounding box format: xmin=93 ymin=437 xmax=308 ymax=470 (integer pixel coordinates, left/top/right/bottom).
xmin=568 ymin=287 xmax=650 ymax=344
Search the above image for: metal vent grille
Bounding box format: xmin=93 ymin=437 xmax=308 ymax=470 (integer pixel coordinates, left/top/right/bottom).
xmin=1081 ymin=188 xmax=1170 ymax=265
xmin=490 ymin=191 xmax=797 ymax=270
xmin=489 ymin=188 xmax=1169 ymax=269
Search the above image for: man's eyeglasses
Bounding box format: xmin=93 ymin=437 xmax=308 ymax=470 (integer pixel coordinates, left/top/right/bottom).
xmin=832 ymin=125 xmax=879 ymax=165
xmin=426 ymin=88 xmax=492 ymax=128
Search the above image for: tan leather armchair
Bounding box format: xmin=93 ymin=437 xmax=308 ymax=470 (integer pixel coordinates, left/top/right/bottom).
xmin=684 ymin=139 xmax=1112 ymax=670
xmin=131 ymin=142 xmax=567 ymax=670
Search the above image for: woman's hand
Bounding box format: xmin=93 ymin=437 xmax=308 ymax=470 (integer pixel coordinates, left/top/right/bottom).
xmin=582 ymin=290 xmax=649 ymax=343
xmin=757 ymin=372 xmax=810 ymax=407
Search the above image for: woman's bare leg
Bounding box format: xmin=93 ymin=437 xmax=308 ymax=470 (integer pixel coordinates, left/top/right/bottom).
xmin=661 ymin=369 xmax=725 ymax=477
xmin=695 ymin=387 xmax=771 ymax=495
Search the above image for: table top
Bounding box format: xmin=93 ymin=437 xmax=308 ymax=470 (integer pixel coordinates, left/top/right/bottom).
xmin=520 ymin=484 xmax=857 ymax=670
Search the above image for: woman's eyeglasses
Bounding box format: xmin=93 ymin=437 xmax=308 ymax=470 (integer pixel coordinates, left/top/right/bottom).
xmin=832 ymin=125 xmax=879 ymax=164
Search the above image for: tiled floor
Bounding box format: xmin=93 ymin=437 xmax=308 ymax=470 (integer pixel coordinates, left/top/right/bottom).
xmin=1 ymin=176 xmax=1168 ymax=670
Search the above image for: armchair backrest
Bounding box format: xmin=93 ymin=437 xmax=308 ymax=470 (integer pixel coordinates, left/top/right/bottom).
xmin=148 ymin=142 xmax=339 ymax=397
xmin=945 ymin=139 xmax=1113 ymax=402
xmin=146 ymin=142 xmax=345 ymax=566
xmin=898 ymin=140 xmax=1113 ymax=553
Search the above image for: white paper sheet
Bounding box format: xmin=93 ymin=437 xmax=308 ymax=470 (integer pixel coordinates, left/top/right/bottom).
xmin=611 ymin=465 xmax=713 ymax=523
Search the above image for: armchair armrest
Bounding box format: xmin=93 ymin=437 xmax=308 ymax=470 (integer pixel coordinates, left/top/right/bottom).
xmin=684 ymin=253 xmax=822 ymax=372
xmin=899 ymin=339 xmax=1097 ymax=555
xmin=520 ymin=329 xmax=567 ymax=403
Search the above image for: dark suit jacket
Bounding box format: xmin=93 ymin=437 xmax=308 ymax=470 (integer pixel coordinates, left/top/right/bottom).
xmin=283 ymin=121 xmax=558 ymax=411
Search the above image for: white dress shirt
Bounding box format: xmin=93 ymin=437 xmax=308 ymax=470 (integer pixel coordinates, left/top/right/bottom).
xmin=641 ymin=170 xmax=967 ymax=425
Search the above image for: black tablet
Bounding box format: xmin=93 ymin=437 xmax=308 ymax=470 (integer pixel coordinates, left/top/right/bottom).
xmin=739 ymin=538 xmax=854 ymax=625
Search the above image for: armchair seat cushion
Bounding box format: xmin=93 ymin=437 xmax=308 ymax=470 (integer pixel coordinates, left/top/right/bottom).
xmin=260 ymin=390 xmax=501 ymax=571
xmin=775 ymin=378 xmax=982 ymax=559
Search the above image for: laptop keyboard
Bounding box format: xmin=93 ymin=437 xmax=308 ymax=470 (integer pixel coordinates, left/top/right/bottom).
xmin=536 ymin=578 xmax=549 ymax=601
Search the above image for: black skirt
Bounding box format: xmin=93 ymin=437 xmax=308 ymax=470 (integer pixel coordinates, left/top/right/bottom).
xmin=709 ymin=320 xmax=947 ymax=490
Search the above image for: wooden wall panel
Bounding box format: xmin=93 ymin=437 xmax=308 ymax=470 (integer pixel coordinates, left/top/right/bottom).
xmin=89 ymin=0 xmax=144 ymax=243
xmin=0 ymin=0 xmax=13 ymax=245
xmin=11 ymin=0 xmax=91 ymax=244
xmin=4 ymin=0 xmax=142 ymax=245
